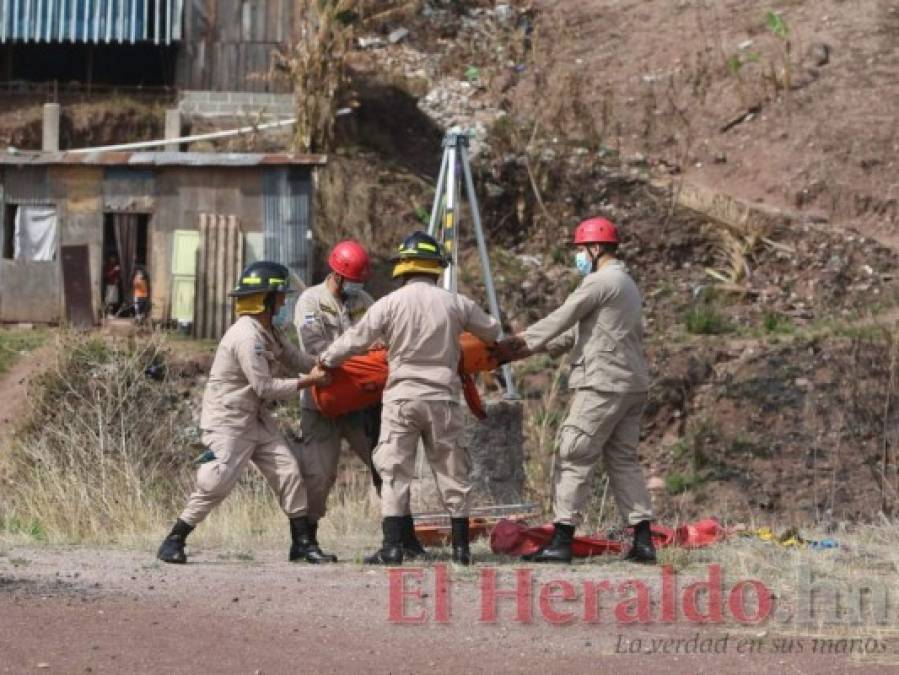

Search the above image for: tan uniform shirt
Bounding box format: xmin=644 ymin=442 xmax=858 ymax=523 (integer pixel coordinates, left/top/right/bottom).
xmin=200 ymin=315 xmax=314 ymax=440
xmin=522 ymin=260 xmax=649 ymax=393
xmin=294 ymin=281 xmax=373 ymax=409
xmin=319 ymin=276 xmax=501 ymax=402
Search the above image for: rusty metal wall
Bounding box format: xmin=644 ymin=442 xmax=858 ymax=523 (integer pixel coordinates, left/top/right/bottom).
xmin=262 ymin=166 xmax=312 ymax=287
xmin=175 ymin=0 xmax=294 ymax=92
xmin=50 ymin=165 xmax=103 ymax=324
xmin=103 ymin=167 xmax=156 ymax=212
xmin=0 ymin=165 xmax=61 ymax=322
xmin=193 ymin=212 xmax=241 ymax=339
xmin=2 ymin=165 xmax=51 ymax=204
xmin=151 ymin=165 xmax=262 ymax=322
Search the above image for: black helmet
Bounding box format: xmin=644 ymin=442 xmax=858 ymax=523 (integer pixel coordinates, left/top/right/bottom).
xmin=390 ymin=231 xmax=449 ymax=266
xmin=229 ymin=261 xmax=296 ymax=297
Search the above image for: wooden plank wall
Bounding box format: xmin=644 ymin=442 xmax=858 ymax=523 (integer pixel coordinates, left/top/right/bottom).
xmin=175 ymin=0 xmax=294 ymax=92
xmin=193 ymin=212 xmax=243 ymax=340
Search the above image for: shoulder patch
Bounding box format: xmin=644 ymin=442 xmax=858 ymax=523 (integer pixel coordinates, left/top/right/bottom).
xmin=303 ymin=312 xmax=317 ymax=326
xmin=253 ymin=343 xmax=265 ymax=355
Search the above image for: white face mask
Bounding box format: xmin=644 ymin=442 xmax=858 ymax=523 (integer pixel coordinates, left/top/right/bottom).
xmin=343 ymin=281 xmax=365 ymax=296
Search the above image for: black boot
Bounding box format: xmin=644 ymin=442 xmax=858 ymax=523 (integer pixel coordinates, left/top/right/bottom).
xmin=624 ymin=520 xmax=657 ymax=564
xmin=401 ymin=515 xmax=432 ymax=561
xmin=308 ymin=521 xmax=338 ymax=563
xmin=526 ymin=523 xmax=574 ymax=564
xmin=364 ymin=517 xmax=404 ymax=565
xmin=289 ymin=516 xmax=337 ymax=564
xmin=157 ymin=519 xmax=194 ymax=564
xmin=451 ymin=517 xmax=471 ymax=566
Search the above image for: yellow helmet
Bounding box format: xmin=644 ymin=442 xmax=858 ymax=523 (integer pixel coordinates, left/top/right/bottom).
xmin=390 ymin=231 xmax=448 ymax=278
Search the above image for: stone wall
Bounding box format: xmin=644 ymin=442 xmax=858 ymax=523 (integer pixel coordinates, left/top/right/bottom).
xmin=409 ymin=398 xmax=525 ymax=513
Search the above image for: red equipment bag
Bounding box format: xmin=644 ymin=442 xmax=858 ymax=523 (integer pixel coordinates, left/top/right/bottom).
xmin=490 ymin=518 xmax=724 ymax=558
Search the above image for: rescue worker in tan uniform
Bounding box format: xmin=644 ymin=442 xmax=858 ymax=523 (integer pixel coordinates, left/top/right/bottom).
xmin=496 ymin=217 xmax=656 ymax=564
xmin=294 ymin=240 xmax=413 ymax=556
xmin=156 ymin=261 xmax=335 ymax=565
xmin=318 ymin=232 xmax=501 ymax=565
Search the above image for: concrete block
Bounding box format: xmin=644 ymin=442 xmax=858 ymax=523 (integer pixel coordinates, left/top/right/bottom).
xmin=164 ymin=109 xmax=182 ymax=152
xmin=410 ymin=398 xmax=525 ymax=512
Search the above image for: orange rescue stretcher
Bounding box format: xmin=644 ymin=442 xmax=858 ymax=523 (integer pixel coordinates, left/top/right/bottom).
xmin=311 ymin=332 xmax=499 ymax=419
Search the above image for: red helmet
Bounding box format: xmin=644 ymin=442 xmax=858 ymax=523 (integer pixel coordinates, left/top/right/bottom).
xmin=572 ymin=217 xmax=619 ymax=245
xmin=328 ymin=240 xmax=371 ymax=282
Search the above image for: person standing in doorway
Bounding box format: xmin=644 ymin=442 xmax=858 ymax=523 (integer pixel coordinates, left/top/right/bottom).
xmin=132 ymin=268 xmax=150 ymax=324
xmin=103 ymin=255 xmax=121 ymax=317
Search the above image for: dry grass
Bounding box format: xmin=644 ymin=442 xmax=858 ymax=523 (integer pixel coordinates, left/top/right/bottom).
xmin=0 ymin=331 xmax=193 ymax=544
xmin=0 ymin=330 xmax=381 ymax=550
xmin=658 ymin=519 xmax=899 ymax=652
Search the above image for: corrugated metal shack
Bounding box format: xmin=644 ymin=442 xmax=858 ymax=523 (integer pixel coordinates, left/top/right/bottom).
xmin=0 ymin=150 xmax=325 ymax=336
xmin=0 ymin=0 xmax=183 ymax=44
xmin=1 ymin=0 xmax=295 ymax=92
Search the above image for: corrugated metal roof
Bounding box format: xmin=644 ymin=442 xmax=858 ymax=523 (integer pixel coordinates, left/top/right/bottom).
xmin=0 ymin=151 xmax=327 ymax=167
xmin=0 ymin=0 xmax=183 ymax=45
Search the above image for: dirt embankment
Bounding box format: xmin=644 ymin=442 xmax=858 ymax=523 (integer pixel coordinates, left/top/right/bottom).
xmin=0 ymin=98 xmax=164 ymax=150
xmin=514 ymin=0 xmax=899 ymax=246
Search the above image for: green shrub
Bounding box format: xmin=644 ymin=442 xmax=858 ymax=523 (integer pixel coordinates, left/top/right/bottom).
xmin=665 ymin=472 xmax=703 ymax=495
xmin=762 ymin=311 xmax=794 ymax=334
xmin=684 ymin=305 xmax=732 ymax=335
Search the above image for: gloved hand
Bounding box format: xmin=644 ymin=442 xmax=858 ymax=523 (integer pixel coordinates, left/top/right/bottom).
xmin=305 ymin=364 xmax=332 ymax=387
xmin=492 ymin=335 xmax=532 ymax=364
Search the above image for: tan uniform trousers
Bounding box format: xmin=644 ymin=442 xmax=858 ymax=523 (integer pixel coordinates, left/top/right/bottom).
xmin=553 ymin=390 xmax=653 ymax=527
xmin=299 ymin=408 xmax=373 ymax=522
xmin=180 ymin=431 xmax=307 ymax=526
xmin=374 ymin=399 xmax=471 ymax=518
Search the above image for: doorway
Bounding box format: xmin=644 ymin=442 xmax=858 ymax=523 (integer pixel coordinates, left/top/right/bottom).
xmin=2 ymin=205 xmax=15 ymax=259
xmin=102 ymin=213 xmax=150 ymax=317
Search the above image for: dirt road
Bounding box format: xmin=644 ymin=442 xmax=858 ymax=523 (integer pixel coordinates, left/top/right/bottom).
xmin=1 ymin=545 xmax=895 ymax=674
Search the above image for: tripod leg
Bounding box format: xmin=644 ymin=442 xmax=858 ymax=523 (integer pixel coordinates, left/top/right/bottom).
xmin=443 ymin=143 xmax=459 ymax=292
xmin=427 ymin=149 xmax=450 ymax=238
xmin=459 ymin=143 xmax=519 ymax=398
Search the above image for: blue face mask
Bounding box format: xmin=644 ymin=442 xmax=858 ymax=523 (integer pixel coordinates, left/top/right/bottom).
xmin=273 ymin=303 xmax=291 ymax=327
xmin=575 ymin=250 xmax=594 ymax=276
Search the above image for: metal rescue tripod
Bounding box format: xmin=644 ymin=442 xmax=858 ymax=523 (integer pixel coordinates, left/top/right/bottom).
xmin=427 ymin=128 xmax=518 ymax=399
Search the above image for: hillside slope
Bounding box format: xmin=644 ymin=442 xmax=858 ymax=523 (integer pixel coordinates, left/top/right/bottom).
xmin=516 ymin=0 xmax=899 ymax=245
